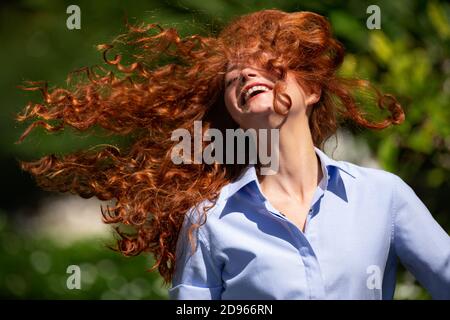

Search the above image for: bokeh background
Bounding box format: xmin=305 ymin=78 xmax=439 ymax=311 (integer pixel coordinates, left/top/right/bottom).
xmin=1 ymin=0 xmax=449 ymax=299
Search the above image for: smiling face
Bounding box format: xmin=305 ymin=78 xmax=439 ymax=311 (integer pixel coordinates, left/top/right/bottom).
xmin=223 ymin=60 xmax=320 ymax=131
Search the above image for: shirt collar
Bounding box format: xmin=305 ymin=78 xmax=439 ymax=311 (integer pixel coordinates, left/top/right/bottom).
xmin=222 ymin=146 xmax=356 ymax=201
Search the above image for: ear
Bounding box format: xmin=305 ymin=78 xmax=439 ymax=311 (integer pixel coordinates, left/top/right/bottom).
xmin=304 ymin=83 xmax=322 ymax=107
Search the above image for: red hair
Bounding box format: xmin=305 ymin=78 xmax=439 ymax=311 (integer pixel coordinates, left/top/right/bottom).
xmin=15 ymin=9 xmax=404 ymax=284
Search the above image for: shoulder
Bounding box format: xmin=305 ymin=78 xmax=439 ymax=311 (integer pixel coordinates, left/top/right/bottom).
xmin=334 ymin=160 xmax=414 ymax=206
xmin=182 ymin=186 xmax=230 ymax=239
xmin=333 ymin=161 xmax=425 ymax=224
xmin=336 ymin=159 xmax=402 ymax=186
xmin=183 ymin=173 xmax=255 ymax=240
xmin=338 ymin=159 xmax=423 ymax=204
xmin=185 ymin=188 xmax=229 ymax=224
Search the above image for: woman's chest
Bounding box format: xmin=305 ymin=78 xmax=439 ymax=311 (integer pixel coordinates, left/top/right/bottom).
xmin=211 ymin=201 xmax=393 ymax=299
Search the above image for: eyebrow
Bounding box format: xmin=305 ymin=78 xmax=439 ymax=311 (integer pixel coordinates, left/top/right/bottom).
xmin=226 ymin=59 xmax=250 ymax=70
xmin=227 ymin=62 xmax=269 ymax=72
xmin=229 ymin=62 xmax=240 ymax=69
xmin=226 ymin=64 xmax=239 ymax=73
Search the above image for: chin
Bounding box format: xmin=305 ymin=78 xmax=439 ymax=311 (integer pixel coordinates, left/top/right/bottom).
xmin=241 ymin=103 xmax=273 ymax=114
xmin=238 ymin=106 xmax=284 ymax=130
xmin=240 ymin=97 xmax=275 ymax=114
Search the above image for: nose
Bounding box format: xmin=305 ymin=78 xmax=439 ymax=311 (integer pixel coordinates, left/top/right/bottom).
xmin=238 ymin=68 xmax=258 ymax=85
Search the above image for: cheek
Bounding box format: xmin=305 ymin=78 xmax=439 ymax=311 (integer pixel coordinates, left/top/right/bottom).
xmin=224 ymin=89 xmax=240 ymax=114
xmin=224 ymin=90 xmax=234 ymax=109
xmin=224 ymin=91 xmax=241 ymax=121
xmin=285 ymin=79 xmax=306 ymax=109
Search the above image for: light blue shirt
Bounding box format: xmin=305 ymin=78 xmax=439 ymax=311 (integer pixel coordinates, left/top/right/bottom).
xmin=169 ymin=147 xmax=450 ymax=299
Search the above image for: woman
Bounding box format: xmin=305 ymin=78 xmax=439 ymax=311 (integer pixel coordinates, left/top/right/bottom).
xmin=16 ymin=9 xmax=449 ymax=299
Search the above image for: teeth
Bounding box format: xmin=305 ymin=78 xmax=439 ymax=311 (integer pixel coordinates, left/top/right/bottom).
xmin=243 ymin=85 xmax=270 ymax=103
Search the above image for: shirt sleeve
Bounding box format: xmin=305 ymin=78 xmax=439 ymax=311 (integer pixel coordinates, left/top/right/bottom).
xmin=392 ymin=174 xmax=450 ymax=299
xmin=168 ymin=212 xmax=223 ymax=300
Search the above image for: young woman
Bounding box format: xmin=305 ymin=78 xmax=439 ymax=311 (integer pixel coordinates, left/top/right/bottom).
xmin=17 ymin=9 xmax=450 ymax=299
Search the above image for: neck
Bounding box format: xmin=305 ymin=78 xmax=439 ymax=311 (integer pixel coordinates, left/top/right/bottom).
xmin=257 ymin=116 xmax=323 ymax=202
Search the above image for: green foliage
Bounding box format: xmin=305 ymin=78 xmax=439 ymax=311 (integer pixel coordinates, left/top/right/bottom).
xmin=0 ymin=213 xmax=168 ymax=299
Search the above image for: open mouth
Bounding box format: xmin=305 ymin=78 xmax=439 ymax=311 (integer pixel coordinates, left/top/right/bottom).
xmin=240 ymin=83 xmax=273 ymax=108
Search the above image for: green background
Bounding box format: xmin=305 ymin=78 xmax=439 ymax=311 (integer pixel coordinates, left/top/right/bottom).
xmin=1 ymin=0 xmax=449 ymax=299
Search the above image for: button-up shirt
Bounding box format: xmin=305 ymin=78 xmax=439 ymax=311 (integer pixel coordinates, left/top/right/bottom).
xmin=169 ymin=147 xmax=450 ymax=299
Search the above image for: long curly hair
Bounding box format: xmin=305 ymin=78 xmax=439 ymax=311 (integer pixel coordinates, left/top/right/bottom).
xmin=15 ymin=9 xmax=404 ymax=284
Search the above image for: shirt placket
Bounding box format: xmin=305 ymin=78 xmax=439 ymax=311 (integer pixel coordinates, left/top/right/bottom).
xmin=264 ymin=190 xmax=327 ymax=299
xmin=249 ymin=161 xmax=330 ymax=299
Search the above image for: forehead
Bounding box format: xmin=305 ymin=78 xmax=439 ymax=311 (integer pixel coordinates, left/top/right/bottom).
xmin=225 ymin=60 xmax=264 ymax=74
xmin=225 ymin=63 xmax=243 ymax=72
xmin=225 ymin=51 xmax=275 ymax=73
